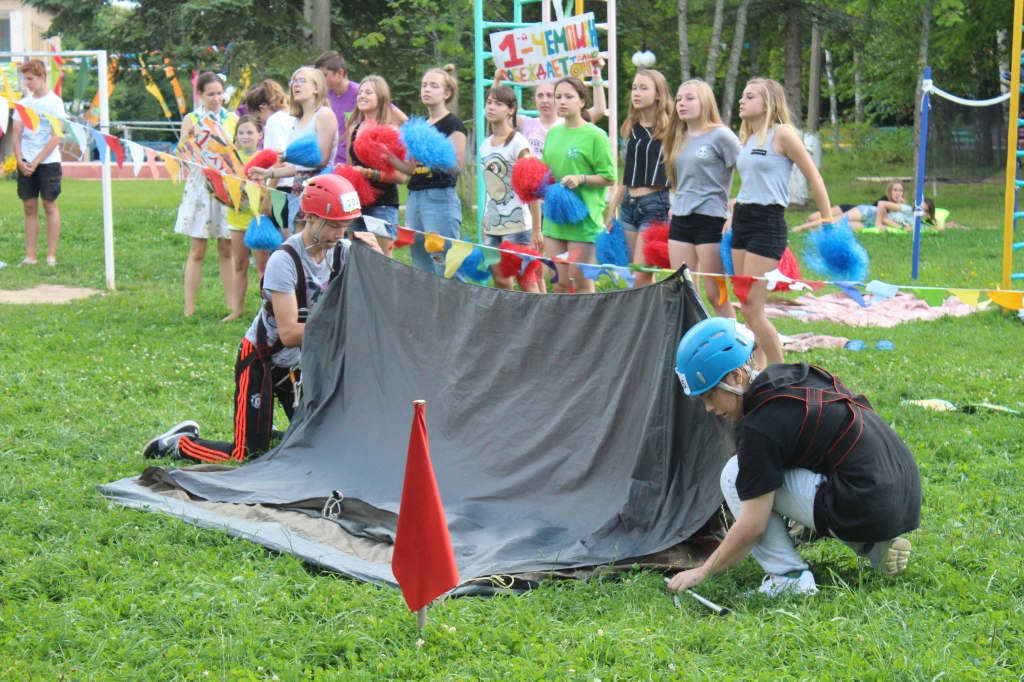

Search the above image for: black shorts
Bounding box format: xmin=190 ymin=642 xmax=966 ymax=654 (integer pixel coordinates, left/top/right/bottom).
xmin=17 ymin=162 xmax=62 ymax=201
xmin=838 ymin=203 xmax=856 ymax=214
xmin=669 ymin=213 xmax=726 ymax=245
xmin=731 ymin=203 xmax=788 ymax=260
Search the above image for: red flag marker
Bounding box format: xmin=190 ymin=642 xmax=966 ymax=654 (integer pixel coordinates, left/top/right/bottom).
xmin=392 ymin=400 xmax=459 ymax=625
xmin=103 ymin=134 xmax=125 ymax=169
xmin=393 ymin=226 xmax=416 ymax=249
xmin=730 ymin=275 xmax=755 ymax=303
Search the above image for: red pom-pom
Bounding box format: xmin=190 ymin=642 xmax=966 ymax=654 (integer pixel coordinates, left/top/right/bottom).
xmin=498 ymin=240 xmax=544 ymax=287
xmin=511 ymin=157 xmax=552 ymax=204
xmin=774 ymin=248 xmax=803 ymax=291
xmin=641 ymin=221 xmax=671 ymax=269
xmin=333 ymin=165 xmax=383 ymax=207
xmin=243 ymin=149 xmax=280 ymax=177
xmin=353 ymin=124 xmax=406 ymax=178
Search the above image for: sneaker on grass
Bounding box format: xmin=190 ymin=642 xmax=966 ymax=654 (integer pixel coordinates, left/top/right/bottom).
xmin=142 ymin=420 xmax=199 ymax=459
xmin=865 ymin=537 xmax=911 ymax=576
xmin=749 ymin=570 xmax=818 ymax=598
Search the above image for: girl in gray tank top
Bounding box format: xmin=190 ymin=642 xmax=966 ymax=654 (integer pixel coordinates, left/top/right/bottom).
xmin=731 ymin=78 xmax=834 ymax=371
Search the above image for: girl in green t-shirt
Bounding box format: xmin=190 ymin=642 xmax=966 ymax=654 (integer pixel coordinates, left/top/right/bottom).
xmin=540 ymin=77 xmax=616 ymax=294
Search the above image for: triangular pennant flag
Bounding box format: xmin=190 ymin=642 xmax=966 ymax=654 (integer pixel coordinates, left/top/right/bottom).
xmin=764 ymin=268 xmax=793 ymax=292
xmin=799 ymin=280 xmax=827 ymax=292
xmin=865 ymin=280 xmax=899 ymax=299
xmin=203 ymin=168 xmax=231 ymax=205
xmin=124 ymin=140 xmax=145 ymax=177
xmin=103 ymin=134 xmax=125 ymax=168
xmin=712 ymin=275 xmax=729 ymax=307
xmin=576 ymin=263 xmax=604 ymax=281
xmin=14 ymin=102 xmax=39 ymax=131
xmin=223 ymin=174 xmax=243 ymax=210
xmin=610 ymin=265 xmax=636 ymax=287
xmin=68 ymin=121 xmax=89 ymax=160
xmin=244 ymin=182 xmax=262 ymax=217
xmin=552 ymin=247 xmax=583 ymax=264
xmin=835 ymin=282 xmax=869 ymax=307
xmin=391 ymin=401 xmax=460 ymax=614
xmin=730 ymin=275 xmax=755 ymax=303
xmin=90 ymin=128 xmax=109 ymax=162
xmin=393 ymin=226 xmax=416 ymax=249
xmin=159 ymin=153 xmax=181 ymax=184
xmin=479 ymin=246 xmax=503 ymax=269
xmin=358 ymin=214 xmax=394 ymax=239
xmin=145 ymin=147 xmax=160 ymax=180
xmin=986 ymin=290 xmax=1024 ymax=310
xmin=947 ymin=289 xmax=980 ymax=307
xmin=42 ymin=113 xmax=64 ymax=137
xmin=423 ymin=233 xmax=447 ymax=253
xmin=0 ymin=97 xmax=8 ymax=135
xmin=444 ymin=241 xmax=475 ymax=279
xmin=916 ymin=289 xmax=946 ymax=307
xmin=270 ymin=189 xmax=288 ymax=228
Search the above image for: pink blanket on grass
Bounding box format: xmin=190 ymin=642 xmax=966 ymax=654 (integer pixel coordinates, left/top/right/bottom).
xmin=781 ymin=332 xmax=850 ymax=352
xmin=766 ymin=292 xmax=977 ymax=328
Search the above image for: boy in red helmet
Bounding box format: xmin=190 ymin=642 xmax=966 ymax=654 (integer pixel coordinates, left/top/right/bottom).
xmin=144 ymin=175 xmax=382 ymax=462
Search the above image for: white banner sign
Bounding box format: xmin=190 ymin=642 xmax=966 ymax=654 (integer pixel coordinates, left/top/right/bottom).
xmin=490 ymin=13 xmax=601 ymax=86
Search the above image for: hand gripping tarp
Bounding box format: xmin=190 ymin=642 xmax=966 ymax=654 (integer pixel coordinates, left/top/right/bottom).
xmin=100 ymin=245 xmax=734 ymax=586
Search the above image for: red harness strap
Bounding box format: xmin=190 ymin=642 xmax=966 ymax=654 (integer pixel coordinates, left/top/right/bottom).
xmin=745 ymin=366 xmax=874 ymax=473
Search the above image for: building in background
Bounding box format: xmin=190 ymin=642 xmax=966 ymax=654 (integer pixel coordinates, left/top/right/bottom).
xmin=0 ymin=0 xmax=61 ymax=57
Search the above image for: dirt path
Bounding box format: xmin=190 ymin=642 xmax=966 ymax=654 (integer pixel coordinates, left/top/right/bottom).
xmin=0 ymin=284 xmax=102 ymax=304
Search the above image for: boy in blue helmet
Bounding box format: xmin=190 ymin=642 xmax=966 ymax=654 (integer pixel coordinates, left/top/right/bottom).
xmin=667 ymin=318 xmax=921 ymax=597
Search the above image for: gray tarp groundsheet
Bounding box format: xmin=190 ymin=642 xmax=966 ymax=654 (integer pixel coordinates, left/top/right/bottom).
xmin=101 ymin=244 xmax=734 ymax=586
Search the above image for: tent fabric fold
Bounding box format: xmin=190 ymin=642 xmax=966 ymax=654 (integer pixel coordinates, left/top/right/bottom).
xmin=100 ymin=246 xmax=733 ymax=584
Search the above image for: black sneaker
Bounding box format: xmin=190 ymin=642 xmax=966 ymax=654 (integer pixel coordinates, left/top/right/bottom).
xmin=143 ymin=420 xmax=200 ymax=458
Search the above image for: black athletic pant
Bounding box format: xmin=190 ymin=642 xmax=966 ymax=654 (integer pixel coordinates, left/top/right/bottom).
xmin=177 ymin=338 xmax=296 ymax=463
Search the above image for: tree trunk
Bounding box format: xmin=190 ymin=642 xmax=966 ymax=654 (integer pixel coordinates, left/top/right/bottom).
xmin=312 ymin=0 xmax=331 ymax=50
xmin=678 ymin=0 xmax=691 ymax=81
xmin=303 ymin=0 xmax=313 ymax=38
xmin=750 ymin=33 xmax=760 ymax=78
xmin=825 ymin=46 xmax=840 ymax=152
xmin=853 ymin=50 xmax=865 ymax=124
xmin=704 ymin=0 xmax=726 ymax=87
xmin=720 ymin=0 xmax=751 ymax=127
xmin=912 ymin=0 xmax=932 ymax=192
xmin=784 ymin=0 xmax=803 ymax=126
xmin=806 ymin=20 xmax=822 ymax=132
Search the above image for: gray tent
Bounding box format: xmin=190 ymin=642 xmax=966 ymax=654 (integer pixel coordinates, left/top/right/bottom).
xmin=101 ymin=245 xmax=734 ymax=587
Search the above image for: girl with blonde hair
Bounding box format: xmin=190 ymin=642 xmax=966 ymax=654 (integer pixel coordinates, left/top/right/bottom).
xmin=731 ymin=77 xmax=833 ymax=367
xmin=248 ymin=66 xmax=339 ymax=232
xmin=664 ymin=79 xmax=741 ymax=318
xmin=346 ymin=75 xmax=406 ymax=254
xmin=603 ymin=69 xmax=673 ymax=287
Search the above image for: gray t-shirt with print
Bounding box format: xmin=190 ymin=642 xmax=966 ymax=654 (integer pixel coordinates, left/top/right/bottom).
xmin=670 ymin=126 xmax=742 ymax=219
xmin=244 ymin=233 xmax=350 ymax=368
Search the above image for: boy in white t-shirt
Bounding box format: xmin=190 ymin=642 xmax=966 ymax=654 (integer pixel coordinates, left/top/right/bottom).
xmin=12 ymin=59 xmax=65 ymax=266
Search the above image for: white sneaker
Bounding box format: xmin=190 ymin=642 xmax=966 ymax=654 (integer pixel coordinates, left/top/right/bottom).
xmin=142 ymin=420 xmax=200 ymax=459
xmin=865 ymin=537 xmax=911 ymax=576
xmin=754 ymin=570 xmax=818 ymax=597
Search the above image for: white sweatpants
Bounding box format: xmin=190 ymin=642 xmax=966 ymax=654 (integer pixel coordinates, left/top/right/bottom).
xmin=720 ymin=455 xmax=821 ymax=575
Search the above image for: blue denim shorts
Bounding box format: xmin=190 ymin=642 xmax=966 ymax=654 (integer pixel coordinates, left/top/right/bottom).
xmin=483 ymin=230 xmax=531 ymax=248
xmin=618 ymin=189 xmax=670 ymax=232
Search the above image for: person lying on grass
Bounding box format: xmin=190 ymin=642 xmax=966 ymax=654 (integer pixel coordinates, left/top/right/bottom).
xmin=793 ymin=197 xmax=937 ymax=233
xmin=667 ymin=318 xmax=921 ymax=597
xmin=143 ymin=175 xmax=382 ymax=464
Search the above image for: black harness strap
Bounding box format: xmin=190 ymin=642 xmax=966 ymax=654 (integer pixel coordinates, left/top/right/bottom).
xmin=745 ymin=366 xmax=874 ymax=473
xmin=255 ymin=244 xmax=310 ymax=360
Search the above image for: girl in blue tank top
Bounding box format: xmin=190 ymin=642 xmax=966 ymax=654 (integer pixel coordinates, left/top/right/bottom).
xmin=731 ymin=78 xmax=833 ymax=368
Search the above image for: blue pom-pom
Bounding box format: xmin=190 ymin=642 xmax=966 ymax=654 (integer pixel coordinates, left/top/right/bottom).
xmin=244 ymin=216 xmax=284 ymax=251
xmin=400 ymin=117 xmax=457 ymax=173
xmin=544 ymin=183 xmax=589 ymax=225
xmin=284 ymin=132 xmax=324 ymax=168
xmin=458 ymin=247 xmax=492 ymax=283
xmin=596 ymin=219 xmax=630 ymax=266
xmin=316 ymin=164 xmax=335 ymax=176
xmin=719 ymin=230 xmax=734 ymax=275
xmin=802 ymin=216 xmax=870 ymax=282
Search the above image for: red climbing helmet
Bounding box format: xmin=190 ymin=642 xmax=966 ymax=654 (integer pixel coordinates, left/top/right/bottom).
xmin=300 ymin=174 xmax=362 ymax=221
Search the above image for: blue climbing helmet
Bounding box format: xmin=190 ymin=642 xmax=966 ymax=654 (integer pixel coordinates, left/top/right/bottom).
xmin=675 ymin=318 xmax=755 ymax=396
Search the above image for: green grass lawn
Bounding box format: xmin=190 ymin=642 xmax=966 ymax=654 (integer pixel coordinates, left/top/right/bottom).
xmin=1 ymin=162 xmax=1023 ymax=680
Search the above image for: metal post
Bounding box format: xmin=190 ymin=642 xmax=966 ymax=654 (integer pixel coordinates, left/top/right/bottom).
xmin=1002 ymin=0 xmax=1024 ymax=290
xmin=911 ymin=66 xmax=930 ymax=281
xmin=474 ymin=0 xmax=486 ymax=242
xmin=98 ymin=51 xmax=115 ymax=290
xmin=606 ymin=0 xmax=617 ymax=173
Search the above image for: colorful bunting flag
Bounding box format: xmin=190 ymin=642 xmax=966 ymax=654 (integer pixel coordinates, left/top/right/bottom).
xmin=164 ymin=59 xmax=187 ymax=116
xmin=765 ymin=268 xmax=794 ymax=292
xmin=104 ymin=134 xmax=125 ymax=169
xmin=835 ymin=282 xmax=869 ymax=307
xmin=245 ymin=182 xmax=262 ymax=217
xmin=125 ymin=140 xmax=145 ymax=176
xmin=479 ymin=246 xmax=503 ymax=269
xmin=865 ymin=280 xmax=899 ymax=299
xmin=145 ymin=147 xmax=160 ymax=180
xmin=393 ymin=227 xmax=416 ymax=249
xmin=140 ymin=56 xmax=172 ymax=120
xmin=576 ymin=263 xmax=604 ymax=281
xmin=90 ymin=128 xmax=109 ymax=162
xmin=86 ymin=58 xmax=117 ymax=126
xmin=270 ymin=190 xmax=287 ymax=228
xmin=917 ymin=289 xmax=946 ymax=307
xmin=423 ymin=234 xmax=447 ymax=253
xmin=610 ymin=265 xmax=636 ymax=287
xmin=14 ymin=103 xmax=39 ymax=131
xmin=947 ymin=289 xmax=980 ymax=307
xmin=444 ymin=241 xmax=475 ymax=279
xmin=43 ymin=113 xmax=64 ymax=137
xmin=801 ymin=280 xmax=827 ymax=292
xmin=711 ymin=275 xmax=729 ymax=306
xmin=159 ymin=153 xmax=180 ymax=184
xmin=730 ymin=275 xmax=754 ymax=303
xmin=223 ymin=175 xmax=244 ymax=211
xmin=68 ymin=121 xmax=89 ymax=159
xmin=986 ymin=290 xmax=1024 ymax=310
xmin=203 ymin=168 xmax=231 ymax=205
xmin=0 ymin=97 xmax=7 ymax=135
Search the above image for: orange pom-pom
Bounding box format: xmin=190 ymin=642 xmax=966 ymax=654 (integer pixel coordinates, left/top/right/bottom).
xmin=641 ymin=221 xmax=671 ymax=269
xmin=511 ymin=157 xmax=551 ymax=204
xmin=333 ymin=165 xmax=383 ymax=207
xmin=243 ymin=149 xmax=279 ymax=176
xmin=498 ymin=240 xmax=544 ymax=287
